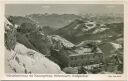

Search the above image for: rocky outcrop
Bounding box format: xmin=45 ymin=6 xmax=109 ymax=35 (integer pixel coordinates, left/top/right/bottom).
xmin=5 ymin=18 xmax=64 ymax=74
xmin=5 ymin=43 xmax=64 ymax=74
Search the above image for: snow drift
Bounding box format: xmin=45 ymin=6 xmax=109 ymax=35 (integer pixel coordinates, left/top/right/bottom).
xmin=5 ymin=43 xmax=64 ymax=74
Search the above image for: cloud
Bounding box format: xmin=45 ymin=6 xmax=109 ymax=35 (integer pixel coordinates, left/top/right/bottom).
xmin=106 ymin=5 xmax=116 ymax=9
xmin=41 ymin=5 xmax=51 ymax=9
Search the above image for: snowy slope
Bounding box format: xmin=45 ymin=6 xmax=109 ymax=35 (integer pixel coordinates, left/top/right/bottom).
xmin=49 ymin=35 xmax=75 ymax=48
xmin=93 ymin=28 xmax=109 ymax=34
xmin=5 ymin=43 xmax=64 ymax=74
xmin=110 ymin=42 xmax=122 ymax=50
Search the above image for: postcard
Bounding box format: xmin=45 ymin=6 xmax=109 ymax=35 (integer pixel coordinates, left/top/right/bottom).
xmin=0 ymin=0 xmax=127 ymax=80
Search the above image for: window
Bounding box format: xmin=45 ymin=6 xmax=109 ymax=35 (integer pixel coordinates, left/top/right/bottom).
xmin=84 ymin=55 xmax=86 ymax=58
xmin=99 ymin=55 xmax=101 ymax=58
xmin=74 ymin=57 xmax=77 ymax=60
xmin=72 ymin=64 xmax=74 ymax=67
xmin=93 ymin=55 xmax=95 ymax=58
xmin=71 ymin=57 xmax=73 ymax=60
xmin=81 ymin=56 xmax=84 ymax=59
xmin=88 ymin=56 xmax=90 ymax=59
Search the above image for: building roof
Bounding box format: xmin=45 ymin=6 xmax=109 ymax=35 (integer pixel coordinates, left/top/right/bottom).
xmin=69 ymin=46 xmax=103 ymax=57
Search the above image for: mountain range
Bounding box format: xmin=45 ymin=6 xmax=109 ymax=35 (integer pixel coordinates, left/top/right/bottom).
xmin=54 ymin=19 xmax=123 ymax=44
xmin=5 ymin=13 xmax=123 ymax=74
xmin=26 ymin=14 xmax=82 ymax=29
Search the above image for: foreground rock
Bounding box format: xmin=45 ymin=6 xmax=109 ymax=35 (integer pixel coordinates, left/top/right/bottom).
xmin=5 ymin=43 xmax=64 ymax=74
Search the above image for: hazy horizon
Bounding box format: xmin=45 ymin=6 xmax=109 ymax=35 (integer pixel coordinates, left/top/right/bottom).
xmin=5 ymin=4 xmax=124 ymax=16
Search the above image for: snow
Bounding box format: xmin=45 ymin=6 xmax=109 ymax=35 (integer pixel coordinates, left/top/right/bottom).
xmin=93 ymin=28 xmax=109 ymax=34
xmin=84 ymin=64 xmax=100 ymax=70
xmin=100 ymin=24 xmax=106 ymax=27
xmin=50 ymin=35 xmax=75 ymax=48
xmin=40 ymin=31 xmax=45 ymax=36
xmin=76 ymin=40 xmax=101 ymax=47
xmin=108 ymin=36 xmax=113 ymax=37
xmin=69 ymin=52 xmax=94 ymax=56
xmin=5 ymin=17 xmax=13 ymax=26
xmin=5 ymin=43 xmax=64 ymax=74
xmin=96 ymin=47 xmax=103 ymax=53
xmin=81 ymin=27 xmax=88 ymax=32
xmin=69 ymin=46 xmax=94 ymax=56
xmin=5 ymin=18 xmax=13 ymax=30
xmin=83 ymin=21 xmax=96 ymax=31
xmin=14 ymin=43 xmax=31 ymax=55
xmin=68 ymin=20 xmax=72 ymax=23
xmin=74 ymin=24 xmax=80 ymax=30
xmin=14 ymin=24 xmax=19 ymax=28
xmin=85 ymin=21 xmax=96 ymax=27
xmin=70 ymin=43 xmax=103 ymax=56
xmin=110 ymin=42 xmax=122 ymax=50
xmin=75 ymin=47 xmax=92 ymax=54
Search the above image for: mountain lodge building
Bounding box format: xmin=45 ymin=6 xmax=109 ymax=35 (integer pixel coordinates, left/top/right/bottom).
xmin=68 ymin=45 xmax=104 ymax=67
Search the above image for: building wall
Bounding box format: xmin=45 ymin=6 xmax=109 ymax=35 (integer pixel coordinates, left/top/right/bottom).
xmin=69 ymin=53 xmax=103 ymax=67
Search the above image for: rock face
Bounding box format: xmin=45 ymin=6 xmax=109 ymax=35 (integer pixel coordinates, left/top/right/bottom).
xmin=5 ymin=18 xmax=64 ymax=74
xmin=4 ymin=18 xmax=17 ymax=50
xmin=49 ymin=35 xmax=75 ymax=48
xmin=5 ymin=15 xmax=123 ymax=74
xmin=26 ymin=30 xmax=52 ymax=56
xmin=5 ymin=43 xmax=64 ymax=74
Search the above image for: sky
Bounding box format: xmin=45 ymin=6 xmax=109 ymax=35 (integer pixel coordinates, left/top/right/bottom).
xmin=5 ymin=4 xmax=124 ymax=16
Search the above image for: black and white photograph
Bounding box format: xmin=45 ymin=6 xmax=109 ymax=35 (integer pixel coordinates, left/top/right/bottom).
xmin=1 ymin=80 xmax=125 ymax=81
xmin=4 ymin=4 xmax=124 ymax=74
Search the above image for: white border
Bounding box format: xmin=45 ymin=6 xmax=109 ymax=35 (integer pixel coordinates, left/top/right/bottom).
xmin=0 ymin=0 xmax=127 ymax=80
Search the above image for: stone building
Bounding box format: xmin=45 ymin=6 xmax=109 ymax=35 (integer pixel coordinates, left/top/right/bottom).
xmin=68 ymin=45 xmax=104 ymax=67
xmin=50 ymin=36 xmax=104 ymax=68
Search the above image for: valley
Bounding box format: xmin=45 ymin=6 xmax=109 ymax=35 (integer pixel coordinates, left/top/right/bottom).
xmin=5 ymin=13 xmax=123 ymax=74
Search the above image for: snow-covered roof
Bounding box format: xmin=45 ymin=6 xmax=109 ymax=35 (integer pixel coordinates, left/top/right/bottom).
xmin=69 ymin=46 xmax=103 ymax=56
xmin=69 ymin=52 xmax=94 ymax=56
xmin=77 ymin=40 xmax=101 ymax=47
